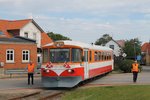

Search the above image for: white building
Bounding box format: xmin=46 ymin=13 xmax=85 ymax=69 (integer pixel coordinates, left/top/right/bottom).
xmin=105 ymin=39 xmax=124 ymax=57
xmin=20 ymin=20 xmax=42 ymax=48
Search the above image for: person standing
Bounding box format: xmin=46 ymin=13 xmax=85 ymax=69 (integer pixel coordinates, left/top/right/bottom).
xmin=132 ymin=60 xmax=139 ymax=83
xmin=27 ymin=61 xmax=35 ymax=85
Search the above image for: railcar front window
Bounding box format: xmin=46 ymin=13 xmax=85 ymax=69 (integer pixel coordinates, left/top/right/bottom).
xmin=50 ymin=49 xmax=70 ymax=63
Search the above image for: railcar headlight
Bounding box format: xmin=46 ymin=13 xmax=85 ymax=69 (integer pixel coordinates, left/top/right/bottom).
xmin=46 ymin=70 xmax=50 ymax=73
xmin=68 ymin=69 xmax=74 ymax=73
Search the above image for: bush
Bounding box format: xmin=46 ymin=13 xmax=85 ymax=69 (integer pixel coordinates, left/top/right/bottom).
xmin=138 ymin=64 xmax=142 ymax=72
xmin=114 ymin=56 xmax=124 ymax=71
xmin=118 ymin=59 xmax=133 ymax=73
xmin=118 ymin=59 xmax=142 ymax=73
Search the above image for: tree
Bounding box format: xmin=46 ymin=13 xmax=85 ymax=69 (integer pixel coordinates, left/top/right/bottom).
xmin=123 ymin=38 xmax=141 ymax=60
xmin=95 ymin=34 xmax=112 ymax=45
xmin=47 ymin=32 xmax=71 ymax=41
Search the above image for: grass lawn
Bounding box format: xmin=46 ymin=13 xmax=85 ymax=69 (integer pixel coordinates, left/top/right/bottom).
xmin=62 ymin=85 xmax=150 ymax=100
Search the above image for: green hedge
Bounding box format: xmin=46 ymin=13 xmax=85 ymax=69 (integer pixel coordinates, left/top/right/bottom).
xmin=118 ymin=60 xmax=142 ymax=73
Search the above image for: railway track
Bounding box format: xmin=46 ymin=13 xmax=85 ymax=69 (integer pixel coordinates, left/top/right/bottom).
xmin=8 ymin=89 xmax=63 ymax=100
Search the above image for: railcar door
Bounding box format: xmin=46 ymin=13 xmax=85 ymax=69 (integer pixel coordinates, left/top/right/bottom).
xmin=84 ymin=49 xmax=89 ymax=79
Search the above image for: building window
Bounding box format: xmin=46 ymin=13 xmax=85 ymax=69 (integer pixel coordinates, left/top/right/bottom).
xmin=109 ymin=45 xmax=114 ymax=50
xmin=24 ymin=32 xmax=28 ymax=38
xmin=33 ymin=33 xmax=36 ymax=40
xmin=6 ymin=49 xmax=14 ymax=63
xmin=38 ymin=56 xmax=41 ymax=63
xmin=22 ymin=50 xmax=30 ymax=62
xmin=0 ymin=31 xmax=3 ymax=35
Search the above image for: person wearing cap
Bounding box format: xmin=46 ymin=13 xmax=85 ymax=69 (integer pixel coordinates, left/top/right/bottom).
xmin=27 ymin=61 xmax=35 ymax=85
xmin=132 ymin=60 xmax=139 ymax=83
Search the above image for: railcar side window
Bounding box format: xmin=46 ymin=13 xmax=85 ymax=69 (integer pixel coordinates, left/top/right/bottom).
xmin=104 ymin=52 xmax=107 ymax=60
xmin=95 ymin=52 xmax=98 ymax=61
xmin=89 ymin=51 xmax=92 ymax=62
xmin=99 ymin=52 xmax=101 ymax=61
xmin=108 ymin=53 xmax=111 ymax=60
xmin=84 ymin=51 xmax=88 ymax=62
xmin=110 ymin=52 xmax=112 ymax=60
xmin=72 ymin=49 xmax=81 ymax=62
xmin=102 ymin=52 xmax=104 ymax=61
xmin=97 ymin=52 xmax=99 ymax=61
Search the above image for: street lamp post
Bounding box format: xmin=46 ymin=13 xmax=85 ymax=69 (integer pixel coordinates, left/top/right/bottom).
xmin=133 ymin=40 xmax=137 ymax=61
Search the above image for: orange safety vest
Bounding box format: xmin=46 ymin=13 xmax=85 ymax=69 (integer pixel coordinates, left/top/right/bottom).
xmin=132 ymin=63 xmax=139 ymax=72
xmin=28 ymin=63 xmax=35 ymax=73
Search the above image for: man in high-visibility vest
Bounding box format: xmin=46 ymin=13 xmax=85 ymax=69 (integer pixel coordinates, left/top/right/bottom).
xmin=27 ymin=61 xmax=35 ymax=85
xmin=132 ymin=60 xmax=139 ymax=83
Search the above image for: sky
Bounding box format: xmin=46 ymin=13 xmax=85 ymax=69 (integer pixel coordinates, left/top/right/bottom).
xmin=0 ymin=0 xmax=150 ymax=44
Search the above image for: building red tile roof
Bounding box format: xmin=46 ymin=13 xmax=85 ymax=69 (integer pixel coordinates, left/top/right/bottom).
xmin=0 ymin=19 xmax=45 ymax=36
xmin=7 ymin=19 xmax=32 ymax=30
xmin=141 ymin=42 xmax=150 ymax=54
xmin=0 ymin=20 xmax=11 ymax=37
xmin=0 ymin=19 xmax=32 ymax=37
xmin=0 ymin=19 xmax=53 ymax=47
xmin=116 ymin=40 xmax=125 ymax=47
xmin=41 ymin=32 xmax=53 ymax=47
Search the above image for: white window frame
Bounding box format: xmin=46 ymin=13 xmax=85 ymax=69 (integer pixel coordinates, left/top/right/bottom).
xmin=6 ymin=49 xmax=14 ymax=63
xmin=22 ymin=50 xmax=30 ymax=63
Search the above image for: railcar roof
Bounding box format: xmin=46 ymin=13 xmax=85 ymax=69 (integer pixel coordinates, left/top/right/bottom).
xmin=43 ymin=40 xmax=112 ymax=51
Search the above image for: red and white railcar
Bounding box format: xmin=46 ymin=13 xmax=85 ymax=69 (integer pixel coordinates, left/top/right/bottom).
xmin=41 ymin=40 xmax=113 ymax=87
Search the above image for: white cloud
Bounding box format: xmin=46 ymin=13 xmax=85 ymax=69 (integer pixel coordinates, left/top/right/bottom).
xmin=0 ymin=0 xmax=150 ymax=43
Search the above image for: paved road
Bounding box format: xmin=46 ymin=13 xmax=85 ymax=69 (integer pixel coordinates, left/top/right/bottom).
xmin=87 ymin=66 xmax=150 ymax=86
xmin=0 ymin=77 xmax=41 ymax=90
xmin=0 ymin=77 xmax=63 ymax=100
